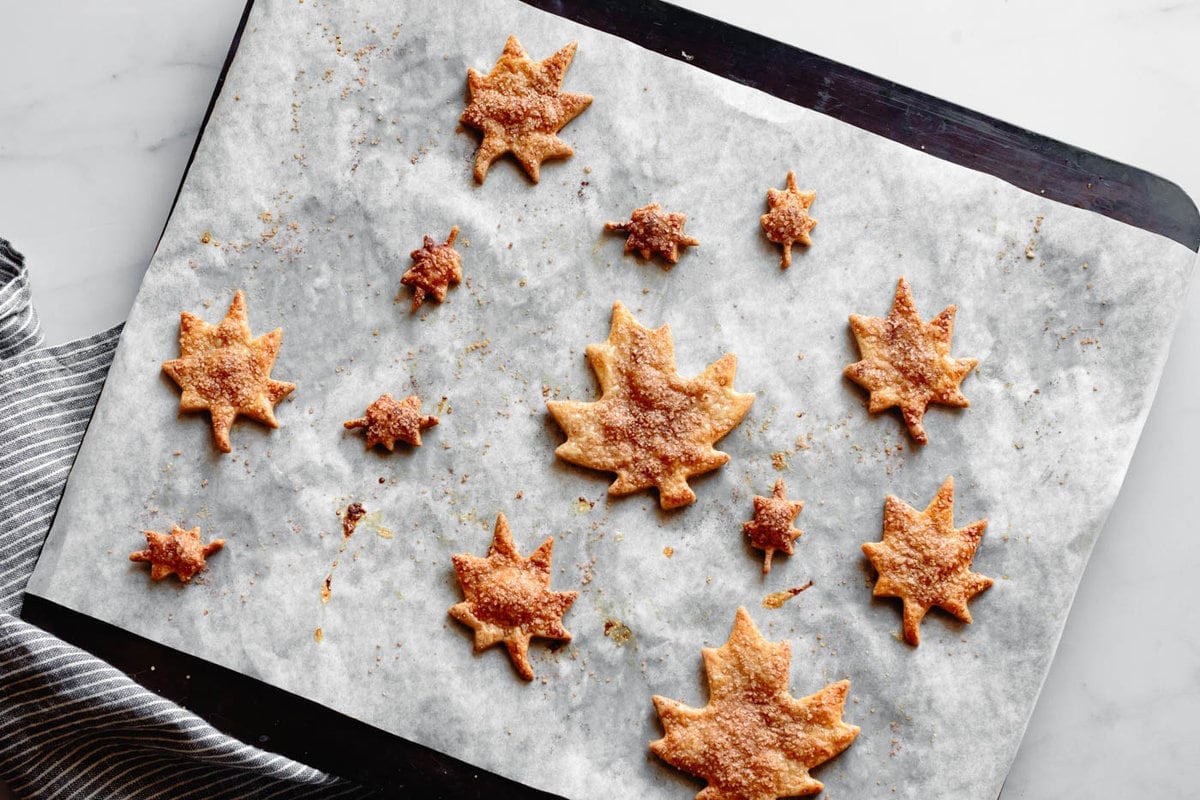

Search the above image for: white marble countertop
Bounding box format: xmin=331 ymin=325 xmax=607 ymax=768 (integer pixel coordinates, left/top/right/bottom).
xmin=1 ymin=1 xmax=1196 ymax=796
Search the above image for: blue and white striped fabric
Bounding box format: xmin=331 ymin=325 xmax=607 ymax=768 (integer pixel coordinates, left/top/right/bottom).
xmin=0 ymin=238 xmax=373 ymax=799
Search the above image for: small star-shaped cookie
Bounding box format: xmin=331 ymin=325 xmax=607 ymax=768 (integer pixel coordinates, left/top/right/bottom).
xmin=460 ymin=35 xmax=592 ymax=183
xmin=844 ymin=277 xmax=978 ymax=444
xmin=161 ymin=290 xmax=296 ymax=453
xmin=547 ymin=302 xmax=754 ymax=510
xmin=742 ymin=479 xmax=804 ymax=574
xmin=651 ymin=607 xmax=859 ymax=800
xmin=605 ymin=203 xmax=699 ymax=266
xmin=862 ymin=476 xmax=993 ymax=645
xmin=129 ymin=524 xmax=224 ymax=583
xmin=760 ymin=170 xmax=817 ymax=268
xmin=401 ymin=226 xmax=462 ymax=312
xmin=343 ymin=393 xmax=439 ymax=450
xmin=449 ymin=513 xmax=578 ymax=681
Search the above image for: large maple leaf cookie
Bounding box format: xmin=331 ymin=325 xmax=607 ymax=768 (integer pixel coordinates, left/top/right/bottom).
xmin=460 ymin=35 xmax=592 ymax=183
xmin=862 ymin=476 xmax=993 ymax=645
xmin=547 ymin=302 xmax=754 ymax=510
xmin=844 ymin=277 xmax=977 ymax=444
xmin=449 ymin=513 xmax=578 ymax=681
xmin=651 ymin=607 xmax=859 ymax=800
xmin=162 ymin=290 xmax=295 ymax=453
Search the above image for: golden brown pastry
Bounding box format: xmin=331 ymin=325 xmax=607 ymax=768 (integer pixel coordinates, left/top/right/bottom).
xmin=401 ymin=226 xmax=462 ymax=312
xmin=651 ymin=607 xmax=859 ymax=799
xmin=129 ymin=524 xmax=224 ymax=583
xmin=449 ymin=513 xmax=577 ymax=681
xmin=605 ymin=203 xmax=699 ymax=265
xmin=844 ymin=277 xmax=977 ymax=444
xmin=344 ymin=393 xmax=438 ymax=450
xmin=760 ymin=170 xmax=817 ymax=268
xmin=547 ymin=302 xmax=754 ymax=510
xmin=460 ymin=36 xmax=592 ymax=183
xmin=161 ymin=290 xmax=295 ymax=453
xmin=742 ymin=479 xmax=804 ymax=574
xmin=862 ymin=476 xmax=993 ymax=645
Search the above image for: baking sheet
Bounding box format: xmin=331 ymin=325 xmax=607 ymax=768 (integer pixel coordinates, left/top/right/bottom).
xmin=28 ymin=0 xmax=1197 ymax=798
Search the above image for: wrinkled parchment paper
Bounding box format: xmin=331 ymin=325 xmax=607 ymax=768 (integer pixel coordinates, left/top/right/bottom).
xmin=30 ymin=0 xmax=1197 ymax=797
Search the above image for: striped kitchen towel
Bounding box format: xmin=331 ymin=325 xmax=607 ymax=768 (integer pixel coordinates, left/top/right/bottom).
xmin=0 ymin=238 xmax=374 ymax=799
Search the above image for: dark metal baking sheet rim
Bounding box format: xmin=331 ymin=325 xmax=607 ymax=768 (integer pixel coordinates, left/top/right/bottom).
xmin=24 ymin=0 xmax=1200 ymax=797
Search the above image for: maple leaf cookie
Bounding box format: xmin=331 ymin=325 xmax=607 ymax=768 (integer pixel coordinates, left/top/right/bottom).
xmin=344 ymin=393 xmax=438 ymax=450
xmin=743 ymin=479 xmax=804 ymax=574
xmin=460 ymin=36 xmax=592 ymax=183
xmin=401 ymin=226 xmax=462 ymax=312
xmin=605 ymin=203 xmax=699 ymax=265
xmin=547 ymin=302 xmax=754 ymax=510
xmin=760 ymin=170 xmax=817 ymax=268
xmin=862 ymin=476 xmax=993 ymax=645
xmin=844 ymin=277 xmax=977 ymax=444
xmin=651 ymin=607 xmax=859 ymax=799
xmin=129 ymin=524 xmax=224 ymax=583
xmin=449 ymin=513 xmax=578 ymax=681
xmin=161 ymin=290 xmax=295 ymax=453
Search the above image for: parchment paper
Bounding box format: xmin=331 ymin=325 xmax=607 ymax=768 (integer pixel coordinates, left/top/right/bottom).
xmin=30 ymin=0 xmax=1197 ymax=798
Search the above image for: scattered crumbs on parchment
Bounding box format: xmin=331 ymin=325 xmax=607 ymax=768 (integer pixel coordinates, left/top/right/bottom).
xmin=578 ymin=556 xmax=597 ymax=586
xmin=342 ymin=502 xmax=366 ymax=538
xmin=603 ymin=619 xmax=632 ymax=645
xmin=320 ymin=502 xmax=368 ymax=604
xmin=762 ymin=580 xmax=813 ymax=609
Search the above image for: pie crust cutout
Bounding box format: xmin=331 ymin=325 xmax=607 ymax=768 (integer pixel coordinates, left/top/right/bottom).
xmin=547 ymin=301 xmax=754 ymax=509
xmin=743 ymin=479 xmax=804 ymax=574
xmin=862 ymin=476 xmax=993 ymax=645
xmin=129 ymin=524 xmax=224 ymax=583
xmin=605 ymin=203 xmax=699 ymax=265
xmin=844 ymin=277 xmax=977 ymax=444
xmin=460 ymin=35 xmax=592 ymax=183
xmin=161 ymin=290 xmax=295 ymax=453
xmin=449 ymin=513 xmax=578 ymax=680
xmin=760 ymin=171 xmax=817 ymax=268
xmin=401 ymin=226 xmax=462 ymax=312
xmin=344 ymin=393 xmax=439 ymax=450
xmin=651 ymin=607 xmax=860 ymax=800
